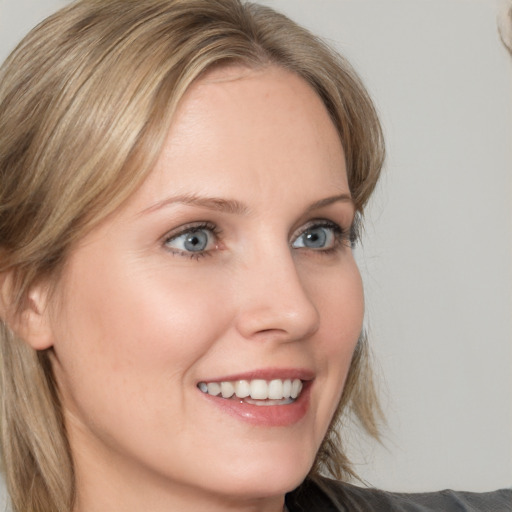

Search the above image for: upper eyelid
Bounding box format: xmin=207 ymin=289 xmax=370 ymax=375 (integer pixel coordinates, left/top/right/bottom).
xmin=290 ymin=218 xmax=343 ymax=240
xmin=163 ymin=221 xmax=218 ymax=241
xmin=162 ymin=223 xmax=219 ymax=259
xmin=160 ymin=216 xmax=355 ymax=251
xmin=292 ymin=218 xmax=359 ymax=251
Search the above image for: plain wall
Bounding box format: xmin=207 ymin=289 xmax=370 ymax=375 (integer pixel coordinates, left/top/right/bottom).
xmin=0 ymin=0 xmax=511 ymax=500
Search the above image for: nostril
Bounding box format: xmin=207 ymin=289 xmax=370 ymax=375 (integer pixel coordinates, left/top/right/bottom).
xmin=236 ymin=303 xmax=319 ymax=343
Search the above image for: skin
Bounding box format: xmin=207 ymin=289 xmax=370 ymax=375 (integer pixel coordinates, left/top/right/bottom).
xmin=36 ymin=65 xmax=364 ymax=512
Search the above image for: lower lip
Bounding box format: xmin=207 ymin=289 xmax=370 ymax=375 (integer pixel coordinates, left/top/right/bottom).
xmin=199 ymin=382 xmax=312 ymax=427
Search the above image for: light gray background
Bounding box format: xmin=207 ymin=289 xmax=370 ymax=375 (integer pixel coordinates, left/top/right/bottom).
xmin=0 ymin=0 xmax=510 ymax=501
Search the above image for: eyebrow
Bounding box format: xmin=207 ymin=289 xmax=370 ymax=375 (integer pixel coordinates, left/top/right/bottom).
xmin=139 ymin=192 xmax=353 ymax=216
xmin=304 ymin=193 xmax=354 ymax=213
xmin=140 ymin=194 xmax=249 ymax=216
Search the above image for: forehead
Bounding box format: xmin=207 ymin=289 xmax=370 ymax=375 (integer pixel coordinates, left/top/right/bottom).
xmin=130 ymin=64 xmax=348 ymax=212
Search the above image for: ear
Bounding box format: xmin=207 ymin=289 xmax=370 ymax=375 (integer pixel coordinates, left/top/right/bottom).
xmin=0 ymin=272 xmax=54 ymax=351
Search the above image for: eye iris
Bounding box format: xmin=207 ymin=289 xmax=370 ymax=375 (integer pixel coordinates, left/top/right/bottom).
xmin=184 ymin=230 xmax=208 ymax=252
xmin=304 ymin=227 xmax=327 ymax=248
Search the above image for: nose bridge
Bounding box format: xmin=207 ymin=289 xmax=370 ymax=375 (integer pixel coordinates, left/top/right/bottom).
xmin=234 ymin=241 xmax=320 ymax=342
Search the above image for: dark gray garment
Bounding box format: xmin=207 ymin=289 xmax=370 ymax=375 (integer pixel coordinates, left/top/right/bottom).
xmin=286 ymin=476 xmax=512 ymax=512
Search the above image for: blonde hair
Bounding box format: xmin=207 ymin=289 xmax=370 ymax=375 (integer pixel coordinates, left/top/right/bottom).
xmin=0 ymin=1 xmax=385 ymax=510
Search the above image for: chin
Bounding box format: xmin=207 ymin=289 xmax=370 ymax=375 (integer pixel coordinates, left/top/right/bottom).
xmin=198 ymin=438 xmax=316 ymax=499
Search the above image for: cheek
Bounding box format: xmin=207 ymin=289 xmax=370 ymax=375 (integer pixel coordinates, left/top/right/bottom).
xmin=330 ymin=265 xmax=364 ymax=379
xmin=50 ymin=256 xmax=231 ymax=413
xmin=306 ymin=259 xmax=364 ymax=403
xmin=309 ymin=257 xmax=364 ymax=347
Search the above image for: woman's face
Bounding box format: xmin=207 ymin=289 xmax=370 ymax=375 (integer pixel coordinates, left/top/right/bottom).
xmin=46 ymin=66 xmax=364 ymax=511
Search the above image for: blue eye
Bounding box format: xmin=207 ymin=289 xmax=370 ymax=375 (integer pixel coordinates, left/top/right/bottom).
xmin=165 ymin=225 xmax=216 ymax=254
xmin=292 ymin=224 xmax=337 ymax=250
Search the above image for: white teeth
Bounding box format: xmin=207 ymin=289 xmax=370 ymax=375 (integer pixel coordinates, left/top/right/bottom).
xmin=234 ymin=380 xmax=250 ymax=398
xmin=206 ymin=382 xmax=221 ymax=396
xmin=198 ymin=378 xmax=304 ymax=402
xmin=268 ymin=379 xmax=283 ymax=400
xmin=250 ymin=379 xmax=268 ymax=399
xmin=221 ymin=381 xmax=235 ymax=398
xmin=283 ymin=379 xmax=292 ymax=398
xmin=291 ymin=379 xmax=303 ymax=399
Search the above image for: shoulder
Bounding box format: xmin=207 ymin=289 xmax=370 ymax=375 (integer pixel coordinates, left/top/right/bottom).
xmin=285 ymin=476 xmax=512 ymax=512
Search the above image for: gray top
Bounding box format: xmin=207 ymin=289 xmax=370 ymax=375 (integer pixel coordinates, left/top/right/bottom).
xmin=286 ymin=476 xmax=512 ymax=512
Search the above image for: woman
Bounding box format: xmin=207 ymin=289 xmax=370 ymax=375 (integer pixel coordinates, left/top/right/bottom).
xmin=0 ymin=1 xmax=509 ymax=511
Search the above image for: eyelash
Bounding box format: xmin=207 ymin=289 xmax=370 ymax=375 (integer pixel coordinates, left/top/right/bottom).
xmin=163 ymin=218 xmax=359 ymax=260
xmin=294 ymin=220 xmax=354 ymax=255
xmin=163 ymin=222 xmax=221 ymax=260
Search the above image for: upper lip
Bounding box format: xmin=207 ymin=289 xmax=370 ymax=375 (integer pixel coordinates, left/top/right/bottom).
xmin=198 ymin=368 xmax=315 ymax=383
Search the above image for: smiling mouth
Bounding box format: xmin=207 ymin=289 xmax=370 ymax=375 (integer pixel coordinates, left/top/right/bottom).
xmin=197 ymin=378 xmax=304 ymax=406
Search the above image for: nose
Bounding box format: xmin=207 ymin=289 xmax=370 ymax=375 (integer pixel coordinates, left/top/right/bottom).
xmin=234 ymin=245 xmax=320 ymax=343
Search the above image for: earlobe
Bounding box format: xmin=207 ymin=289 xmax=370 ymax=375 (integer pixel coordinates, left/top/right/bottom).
xmin=0 ymin=272 xmax=54 ymax=351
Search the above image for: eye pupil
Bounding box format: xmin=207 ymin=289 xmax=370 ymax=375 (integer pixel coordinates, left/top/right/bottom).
xmin=304 ymin=227 xmax=327 ymax=248
xmin=184 ymin=231 xmax=208 ymax=252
